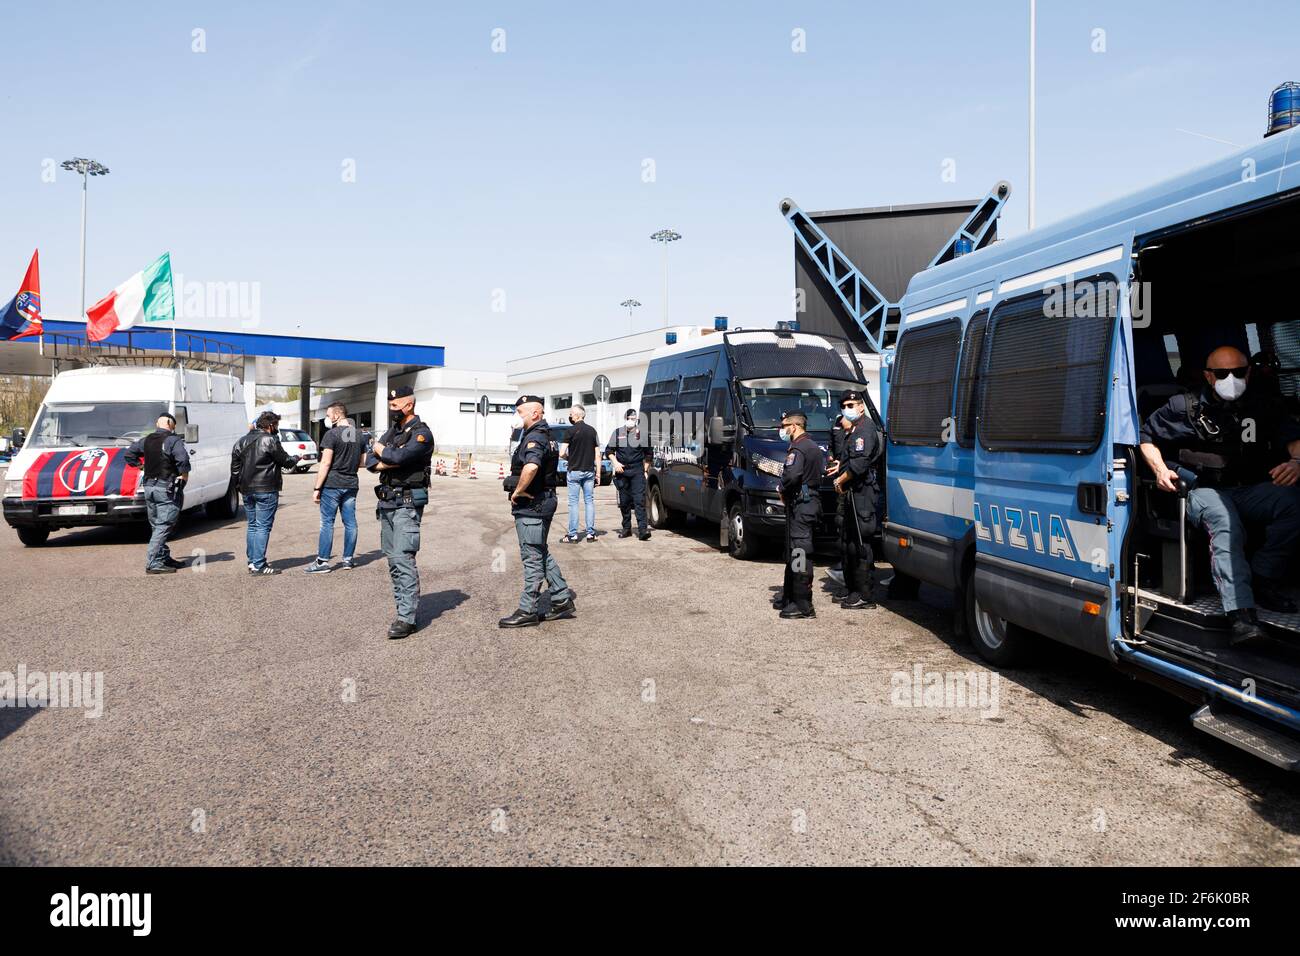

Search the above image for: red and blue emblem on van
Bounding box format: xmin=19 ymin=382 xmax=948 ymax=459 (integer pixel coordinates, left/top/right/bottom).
xmin=21 ymin=448 xmax=142 ymax=500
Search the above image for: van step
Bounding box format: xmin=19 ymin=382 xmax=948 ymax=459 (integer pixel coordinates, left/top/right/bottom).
xmin=1191 ymin=704 xmax=1300 ymax=771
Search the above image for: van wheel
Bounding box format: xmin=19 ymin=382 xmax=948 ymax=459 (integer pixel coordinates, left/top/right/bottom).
xmin=726 ymin=502 xmax=760 ymax=560
xmin=16 ymin=527 xmax=49 ymax=547
xmin=647 ymin=483 xmax=681 ymax=529
xmin=963 ymin=570 xmax=1028 ymax=667
xmin=205 ymin=480 xmax=239 ymax=519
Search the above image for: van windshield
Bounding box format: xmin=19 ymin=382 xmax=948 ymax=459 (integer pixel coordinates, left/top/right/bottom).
xmin=738 ymin=381 xmax=860 ymax=435
xmin=29 ymin=401 xmax=170 ymax=449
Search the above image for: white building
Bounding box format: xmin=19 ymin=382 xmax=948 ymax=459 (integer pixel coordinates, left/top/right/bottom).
xmin=505 ymin=326 xmax=701 ymax=442
xmin=266 ymin=367 xmax=518 ymax=454
xmin=505 ymin=323 xmax=883 ymax=440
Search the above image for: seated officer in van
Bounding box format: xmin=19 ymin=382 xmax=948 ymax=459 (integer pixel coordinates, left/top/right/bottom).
xmin=1139 ymin=345 xmax=1300 ymax=643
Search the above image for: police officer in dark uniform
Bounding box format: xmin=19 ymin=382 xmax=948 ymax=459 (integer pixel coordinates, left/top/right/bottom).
xmin=366 ymin=385 xmax=434 ymax=639
xmin=773 ymin=410 xmax=824 ymax=619
xmin=604 ymin=407 xmax=651 ymax=540
xmin=824 ymin=411 xmax=852 ymax=589
xmin=500 ymin=395 xmax=575 ymax=628
xmin=125 ymin=414 xmax=191 ymax=575
xmin=830 ymin=390 xmax=882 ymax=609
xmin=1139 ymin=344 xmax=1300 ymax=643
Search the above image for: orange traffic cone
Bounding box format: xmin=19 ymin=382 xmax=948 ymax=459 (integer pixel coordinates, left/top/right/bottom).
xmin=497 ymin=462 xmax=506 ymax=480
xmin=469 ymin=462 xmax=478 ymax=479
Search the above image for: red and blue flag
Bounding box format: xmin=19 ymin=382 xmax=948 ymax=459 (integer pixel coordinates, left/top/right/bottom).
xmin=1 ymin=250 xmax=42 ymax=341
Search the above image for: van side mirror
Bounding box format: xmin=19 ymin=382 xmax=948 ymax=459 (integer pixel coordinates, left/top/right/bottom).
xmin=708 ymin=416 xmax=733 ymax=444
xmin=184 ymin=423 xmax=200 ymax=443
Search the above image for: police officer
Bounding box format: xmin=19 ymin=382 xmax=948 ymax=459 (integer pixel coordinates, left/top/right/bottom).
xmin=604 ymin=407 xmax=650 ymax=540
xmin=500 ymin=395 xmax=575 ymax=628
xmin=125 ymin=414 xmax=191 ymax=575
xmin=1140 ymin=344 xmax=1300 ymax=644
xmin=830 ymin=390 xmax=882 ymax=609
xmin=773 ymin=410 xmax=824 ymax=619
xmin=824 ymin=411 xmax=853 ymax=589
xmin=366 ymin=385 xmax=434 ymax=639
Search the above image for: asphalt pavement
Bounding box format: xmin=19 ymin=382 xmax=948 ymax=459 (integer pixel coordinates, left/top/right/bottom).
xmin=1 ymin=468 xmax=1298 ymax=865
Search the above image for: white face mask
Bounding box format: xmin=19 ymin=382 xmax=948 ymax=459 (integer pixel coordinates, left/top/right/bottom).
xmin=1213 ymin=374 xmax=1247 ymax=402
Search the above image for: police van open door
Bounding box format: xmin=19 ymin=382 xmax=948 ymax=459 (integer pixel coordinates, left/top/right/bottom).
xmin=969 ymin=252 xmax=1129 ymax=666
xmin=886 ymin=121 xmax=1300 ymax=769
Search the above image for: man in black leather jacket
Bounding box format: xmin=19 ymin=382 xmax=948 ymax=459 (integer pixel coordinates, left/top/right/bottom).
xmin=231 ymin=411 xmax=300 ymax=575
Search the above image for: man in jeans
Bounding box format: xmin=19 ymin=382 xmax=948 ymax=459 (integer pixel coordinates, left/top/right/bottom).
xmin=231 ymin=410 xmax=299 ymax=576
xmin=124 ymin=413 xmax=191 ymax=574
xmin=305 ymin=402 xmax=361 ymax=573
xmin=560 ymin=404 xmax=600 ymax=543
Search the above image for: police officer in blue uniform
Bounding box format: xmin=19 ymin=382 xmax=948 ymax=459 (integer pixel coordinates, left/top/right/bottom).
xmin=500 ymin=395 xmax=575 ymax=628
xmin=1139 ymin=345 xmax=1300 ymax=643
xmin=604 ymin=407 xmax=651 ymax=540
xmin=773 ymin=410 xmax=824 ymax=619
xmin=125 ymin=414 xmax=191 ymax=575
xmin=366 ymin=385 xmax=434 ymax=639
xmin=829 ymin=390 xmax=882 ymax=610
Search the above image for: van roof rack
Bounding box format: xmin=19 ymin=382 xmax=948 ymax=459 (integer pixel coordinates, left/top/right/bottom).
xmin=41 ymin=330 xmax=245 ymax=380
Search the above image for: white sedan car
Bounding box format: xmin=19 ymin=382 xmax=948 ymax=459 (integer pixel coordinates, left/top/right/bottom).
xmin=278 ymin=428 xmax=318 ymax=473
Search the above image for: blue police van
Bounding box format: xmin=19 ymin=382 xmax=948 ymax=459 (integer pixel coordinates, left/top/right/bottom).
xmin=641 ymin=324 xmax=879 ymax=559
xmin=882 ymin=126 xmax=1300 ymax=769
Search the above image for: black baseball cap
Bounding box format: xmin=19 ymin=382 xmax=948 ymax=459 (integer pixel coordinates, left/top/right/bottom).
xmin=388 ymin=385 xmax=415 ymax=399
xmin=839 ymin=390 xmax=865 ymax=406
xmin=514 ymin=394 xmax=544 ymax=407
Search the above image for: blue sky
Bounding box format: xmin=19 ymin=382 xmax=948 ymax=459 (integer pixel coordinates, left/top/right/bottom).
xmin=3 ymin=1 xmax=1295 ymax=368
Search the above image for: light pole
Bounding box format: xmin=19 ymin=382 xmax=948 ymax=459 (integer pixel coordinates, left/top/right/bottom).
xmin=1027 ymin=0 xmax=1036 ymax=231
xmin=619 ymin=298 xmax=642 ymax=335
xmin=61 ymin=157 xmax=110 ymax=319
xmin=649 ymin=229 xmax=681 ymax=328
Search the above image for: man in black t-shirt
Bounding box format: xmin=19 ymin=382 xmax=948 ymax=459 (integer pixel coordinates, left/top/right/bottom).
xmin=305 ymin=402 xmax=362 ymax=573
xmin=561 ymin=405 xmax=600 ymax=542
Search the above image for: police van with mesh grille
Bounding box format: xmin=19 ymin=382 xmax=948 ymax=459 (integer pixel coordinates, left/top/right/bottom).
xmin=882 ymin=122 xmax=1300 ymax=770
xmin=640 ymin=322 xmax=880 ymax=559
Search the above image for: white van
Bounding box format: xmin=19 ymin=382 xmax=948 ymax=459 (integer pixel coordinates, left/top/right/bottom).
xmin=2 ymin=365 xmax=247 ymax=546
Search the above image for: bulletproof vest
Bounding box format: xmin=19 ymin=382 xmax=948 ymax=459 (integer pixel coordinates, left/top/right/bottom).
xmin=379 ymin=418 xmax=432 ymax=490
xmin=1182 ymin=392 xmax=1274 ymax=487
xmin=512 ymin=423 xmax=559 ymax=490
xmin=142 ymin=431 xmax=178 ymax=481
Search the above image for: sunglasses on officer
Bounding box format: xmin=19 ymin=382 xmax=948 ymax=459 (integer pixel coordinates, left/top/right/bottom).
xmin=1205 ymin=366 xmax=1249 ymax=380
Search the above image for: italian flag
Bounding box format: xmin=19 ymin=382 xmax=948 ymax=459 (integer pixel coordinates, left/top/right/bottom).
xmin=86 ymin=253 xmax=174 ymax=343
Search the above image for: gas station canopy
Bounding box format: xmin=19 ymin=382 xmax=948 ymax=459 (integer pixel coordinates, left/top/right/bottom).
xmin=0 ymin=318 xmax=445 ymax=427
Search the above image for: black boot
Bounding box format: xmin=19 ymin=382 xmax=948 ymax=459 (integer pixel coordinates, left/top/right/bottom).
xmin=499 ymin=609 xmax=541 ymax=628
xmin=617 ymin=529 xmax=632 ymax=539
xmin=772 ymin=593 xmax=789 ymax=610
xmin=543 ymin=598 xmax=576 ymax=621
xmin=1228 ymin=608 xmax=1265 ymax=645
xmin=840 ymin=592 xmax=877 ymax=610
xmin=387 ymin=620 xmax=417 ymax=640
xmin=1254 ymin=578 xmax=1297 ymax=614
xmin=638 ymin=531 xmax=652 ymax=541
xmin=779 ymin=603 xmax=816 ymax=619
